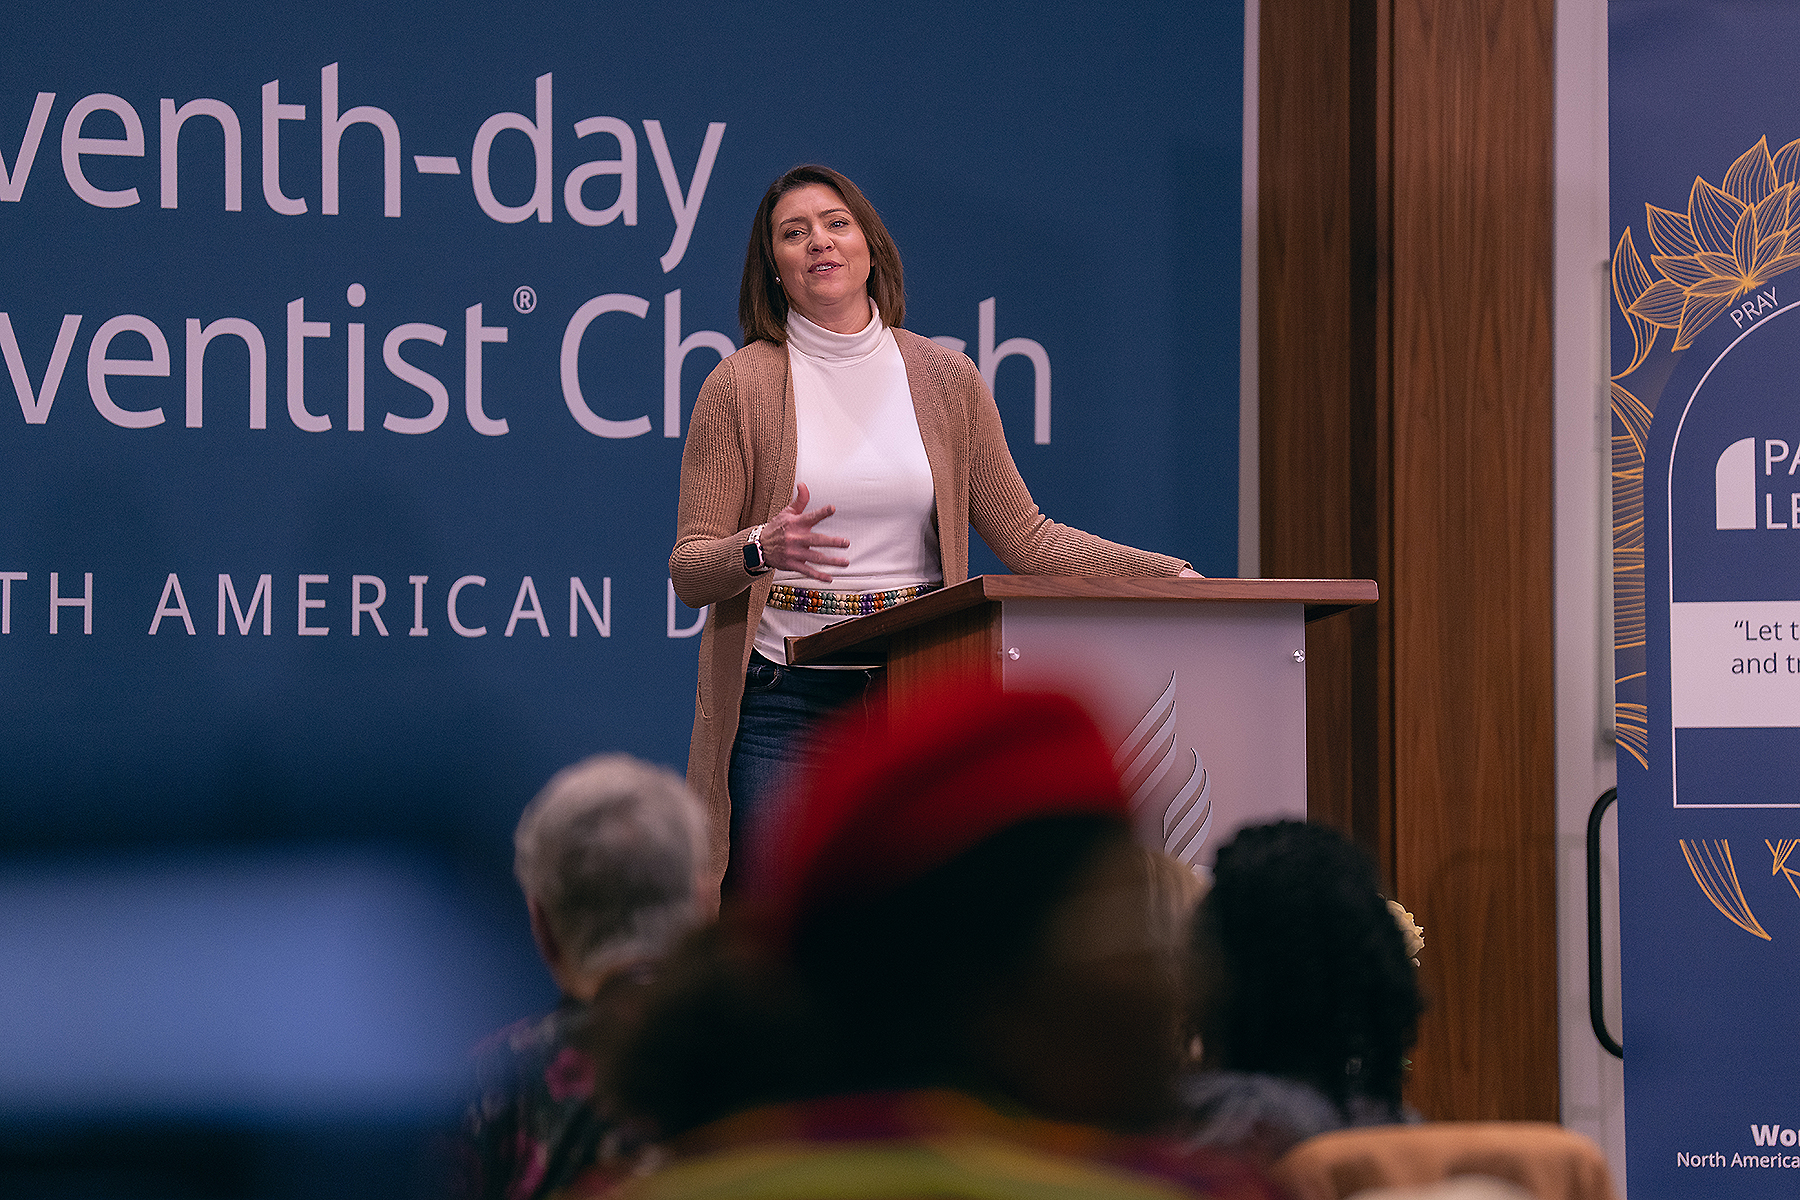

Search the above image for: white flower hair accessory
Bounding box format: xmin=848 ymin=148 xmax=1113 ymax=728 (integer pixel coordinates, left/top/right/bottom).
xmin=1387 ymin=898 xmax=1424 ymax=966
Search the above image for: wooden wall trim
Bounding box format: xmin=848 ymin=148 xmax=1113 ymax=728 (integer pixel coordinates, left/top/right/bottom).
xmin=1259 ymin=0 xmax=1558 ymax=1121
xmin=1259 ymin=0 xmax=1369 ymax=862
xmin=1387 ymin=0 xmax=1557 ymax=1122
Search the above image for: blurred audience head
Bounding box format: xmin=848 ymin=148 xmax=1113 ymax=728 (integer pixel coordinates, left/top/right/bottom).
xmin=1141 ymin=848 xmax=1208 ymax=985
xmin=1189 ymin=820 xmax=1423 ymax=1113
xmin=514 ymin=754 xmax=707 ymax=1001
xmin=620 ymin=683 xmax=1183 ymax=1134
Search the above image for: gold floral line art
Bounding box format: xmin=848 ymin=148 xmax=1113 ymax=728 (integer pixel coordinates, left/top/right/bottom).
xmin=1610 ymin=135 xmax=1800 ymax=768
xmin=1615 ymin=702 xmax=1650 ymax=766
xmin=1682 ymin=839 xmax=1772 ymax=941
xmin=1612 ymin=372 xmax=1650 ymax=766
xmin=1616 ymin=137 xmax=1800 ymax=356
xmin=1770 ymin=839 xmax=1800 ymax=901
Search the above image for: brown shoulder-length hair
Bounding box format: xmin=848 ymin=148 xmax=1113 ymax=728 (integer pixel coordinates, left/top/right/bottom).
xmin=738 ymin=165 xmax=905 ymax=345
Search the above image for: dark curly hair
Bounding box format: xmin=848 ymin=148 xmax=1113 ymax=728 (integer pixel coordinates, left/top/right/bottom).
xmin=1189 ymin=820 xmax=1423 ymax=1114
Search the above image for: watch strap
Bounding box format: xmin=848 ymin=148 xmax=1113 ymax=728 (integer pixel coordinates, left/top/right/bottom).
xmin=744 ymin=524 xmax=771 ymax=575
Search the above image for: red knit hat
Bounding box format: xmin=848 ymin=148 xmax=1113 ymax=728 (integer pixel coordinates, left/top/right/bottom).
xmin=752 ymin=679 xmax=1129 ymax=937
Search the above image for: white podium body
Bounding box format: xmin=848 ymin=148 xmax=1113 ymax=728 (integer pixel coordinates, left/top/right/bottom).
xmin=788 ymin=576 xmax=1376 ymax=868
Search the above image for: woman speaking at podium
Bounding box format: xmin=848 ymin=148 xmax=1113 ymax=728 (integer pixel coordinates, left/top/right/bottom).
xmin=670 ymin=164 xmax=1196 ymax=892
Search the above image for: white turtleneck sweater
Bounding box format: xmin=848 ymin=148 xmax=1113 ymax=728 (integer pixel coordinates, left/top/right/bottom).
xmin=753 ymin=307 xmax=942 ymax=664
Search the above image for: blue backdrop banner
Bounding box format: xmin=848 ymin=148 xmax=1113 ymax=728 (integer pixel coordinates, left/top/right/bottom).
xmin=1613 ymin=3 xmax=1800 ymax=1194
xmin=0 ymin=1 xmax=1243 ymax=1123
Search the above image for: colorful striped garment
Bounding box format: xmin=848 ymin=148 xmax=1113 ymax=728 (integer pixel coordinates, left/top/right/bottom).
xmin=764 ymin=582 xmax=942 ymax=618
xmin=559 ymin=1090 xmax=1281 ymax=1200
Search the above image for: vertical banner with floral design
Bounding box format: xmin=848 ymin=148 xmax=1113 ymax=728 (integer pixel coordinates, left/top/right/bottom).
xmin=1613 ymin=4 xmax=1800 ymax=1194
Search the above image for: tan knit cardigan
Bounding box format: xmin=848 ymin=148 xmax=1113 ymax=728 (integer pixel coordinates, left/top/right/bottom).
xmin=670 ymin=329 xmax=1188 ymax=885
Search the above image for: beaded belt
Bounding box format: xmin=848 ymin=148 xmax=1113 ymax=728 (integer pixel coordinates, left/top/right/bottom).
xmin=766 ymin=582 xmax=942 ymax=617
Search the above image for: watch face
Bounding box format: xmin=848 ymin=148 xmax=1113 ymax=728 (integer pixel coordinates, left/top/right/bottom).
xmin=744 ymin=539 xmax=764 ymax=573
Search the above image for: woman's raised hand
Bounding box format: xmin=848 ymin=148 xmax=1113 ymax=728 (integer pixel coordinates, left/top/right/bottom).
xmin=758 ymin=483 xmax=850 ymax=581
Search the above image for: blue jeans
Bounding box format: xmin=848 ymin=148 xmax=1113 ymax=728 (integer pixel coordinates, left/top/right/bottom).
xmin=725 ymin=651 xmax=883 ymax=892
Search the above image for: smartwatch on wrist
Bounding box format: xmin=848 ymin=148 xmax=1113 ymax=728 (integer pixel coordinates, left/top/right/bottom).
xmin=743 ymin=524 xmax=772 ymax=575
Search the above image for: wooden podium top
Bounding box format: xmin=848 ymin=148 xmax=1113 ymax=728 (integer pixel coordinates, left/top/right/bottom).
xmin=787 ymin=575 xmax=1377 ymax=666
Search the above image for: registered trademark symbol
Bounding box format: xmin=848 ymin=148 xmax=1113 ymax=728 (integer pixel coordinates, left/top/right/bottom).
xmin=513 ymin=285 xmax=537 ymax=314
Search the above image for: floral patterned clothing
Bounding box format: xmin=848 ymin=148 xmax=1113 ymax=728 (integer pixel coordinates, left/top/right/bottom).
xmin=453 ymin=995 xmax=648 ymax=1200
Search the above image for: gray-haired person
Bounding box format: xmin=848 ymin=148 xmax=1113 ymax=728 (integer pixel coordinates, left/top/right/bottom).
xmin=453 ymin=755 xmax=707 ymax=1200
